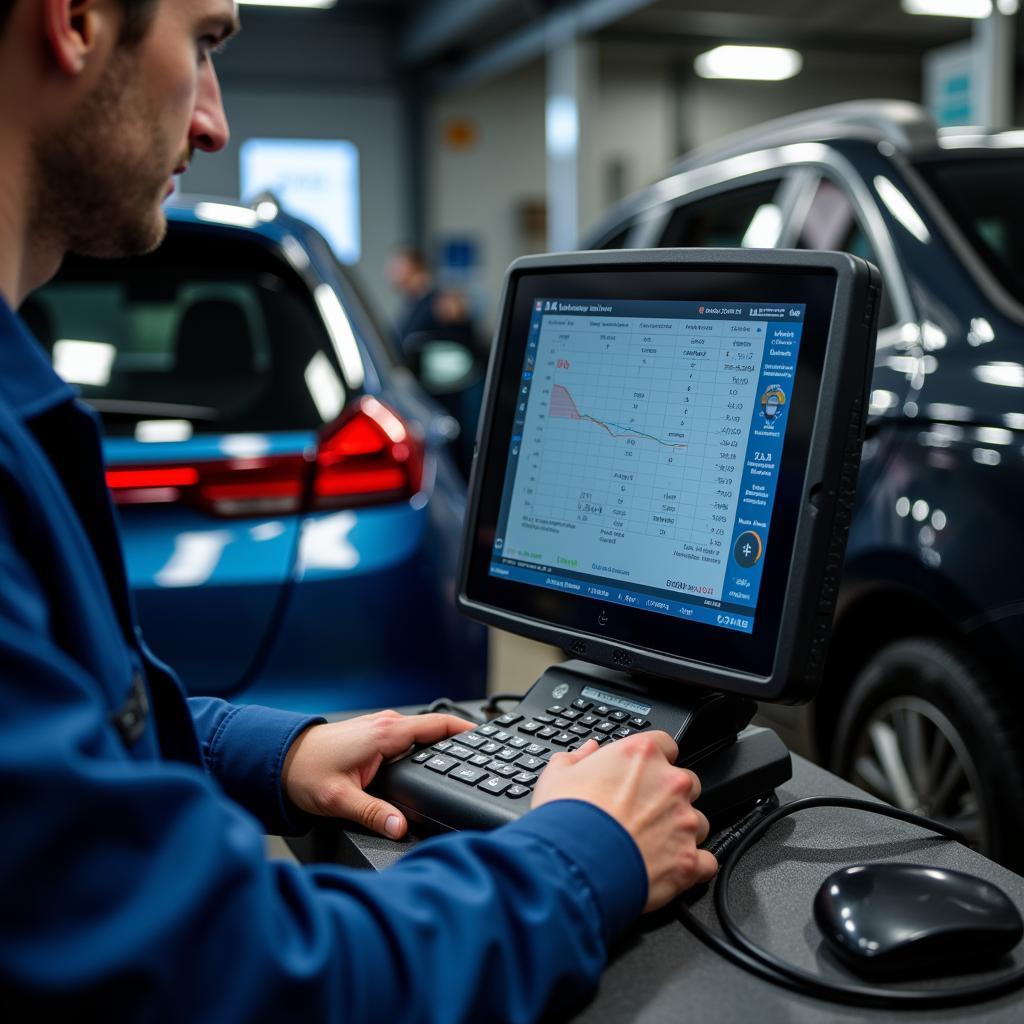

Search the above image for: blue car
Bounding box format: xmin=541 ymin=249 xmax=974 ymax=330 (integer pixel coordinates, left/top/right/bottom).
xmin=24 ymin=200 xmax=486 ymax=713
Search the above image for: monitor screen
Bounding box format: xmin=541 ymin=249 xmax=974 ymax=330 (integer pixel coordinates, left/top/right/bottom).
xmin=489 ymin=297 xmax=805 ymax=637
xmin=460 ymin=251 xmax=878 ymax=702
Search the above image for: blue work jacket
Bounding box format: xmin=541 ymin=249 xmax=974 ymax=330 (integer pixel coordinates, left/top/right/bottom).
xmin=0 ymin=296 xmax=647 ymax=1022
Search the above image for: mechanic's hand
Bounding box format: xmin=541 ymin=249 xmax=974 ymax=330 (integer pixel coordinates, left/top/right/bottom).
xmin=282 ymin=711 xmax=473 ymax=839
xmin=532 ymin=732 xmax=717 ymax=911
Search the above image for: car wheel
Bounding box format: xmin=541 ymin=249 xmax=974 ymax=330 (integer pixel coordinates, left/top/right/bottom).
xmin=830 ymin=637 xmax=1024 ymax=868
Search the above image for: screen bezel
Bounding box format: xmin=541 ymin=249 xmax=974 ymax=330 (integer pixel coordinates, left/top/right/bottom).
xmin=459 ymin=252 xmax=856 ymax=699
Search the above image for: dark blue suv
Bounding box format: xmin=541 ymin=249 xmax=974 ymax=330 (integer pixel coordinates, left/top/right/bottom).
xmin=26 ymin=200 xmax=486 ymax=714
xmin=586 ymin=101 xmax=1024 ymax=867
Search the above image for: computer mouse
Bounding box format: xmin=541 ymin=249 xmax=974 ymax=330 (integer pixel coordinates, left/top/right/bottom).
xmin=814 ymin=863 xmax=1023 ymax=979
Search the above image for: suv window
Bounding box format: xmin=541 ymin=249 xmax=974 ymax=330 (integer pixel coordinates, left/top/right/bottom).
xmin=658 ymin=180 xmax=782 ymax=248
xmin=29 ymin=227 xmax=340 ymax=435
xmin=914 ymin=154 xmax=1024 ymax=307
xmin=795 ymin=178 xmax=896 ymax=327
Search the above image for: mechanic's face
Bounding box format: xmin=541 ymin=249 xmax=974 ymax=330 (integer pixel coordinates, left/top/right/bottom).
xmin=33 ymin=0 xmax=236 ymax=259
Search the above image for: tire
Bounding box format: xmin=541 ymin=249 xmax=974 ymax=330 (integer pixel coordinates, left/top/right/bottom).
xmin=830 ymin=637 xmax=1024 ymax=870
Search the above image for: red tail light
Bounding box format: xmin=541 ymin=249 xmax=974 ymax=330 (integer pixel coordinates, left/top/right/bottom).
xmin=106 ymin=397 xmax=424 ymax=518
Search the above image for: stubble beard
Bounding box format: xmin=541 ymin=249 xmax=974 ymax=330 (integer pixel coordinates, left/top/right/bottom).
xmin=30 ymin=47 xmax=178 ymax=262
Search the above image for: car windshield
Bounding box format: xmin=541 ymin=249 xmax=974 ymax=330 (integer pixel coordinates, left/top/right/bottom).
xmin=914 ymin=153 xmax=1024 ymax=305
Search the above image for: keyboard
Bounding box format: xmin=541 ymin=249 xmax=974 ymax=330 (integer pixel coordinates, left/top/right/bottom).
xmin=371 ymin=661 xmax=791 ymax=834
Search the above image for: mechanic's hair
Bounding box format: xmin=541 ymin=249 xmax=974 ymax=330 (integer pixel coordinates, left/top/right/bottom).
xmin=0 ymin=0 xmax=159 ymax=44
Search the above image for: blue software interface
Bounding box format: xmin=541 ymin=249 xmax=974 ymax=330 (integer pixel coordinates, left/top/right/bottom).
xmin=488 ymin=298 xmax=806 ymax=635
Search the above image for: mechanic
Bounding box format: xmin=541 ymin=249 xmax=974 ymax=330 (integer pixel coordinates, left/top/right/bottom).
xmin=0 ymin=2 xmax=716 ymax=1020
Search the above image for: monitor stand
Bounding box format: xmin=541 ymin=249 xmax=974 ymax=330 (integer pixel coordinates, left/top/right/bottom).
xmin=527 ymin=660 xmax=792 ymax=820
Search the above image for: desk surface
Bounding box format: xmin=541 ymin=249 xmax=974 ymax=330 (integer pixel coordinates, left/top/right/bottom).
xmin=287 ymin=710 xmax=1024 ymax=1022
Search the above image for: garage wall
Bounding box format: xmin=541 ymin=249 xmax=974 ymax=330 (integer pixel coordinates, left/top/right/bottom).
xmin=179 ymin=12 xmax=408 ymax=323
xmin=427 ymin=44 xmax=926 ymax=327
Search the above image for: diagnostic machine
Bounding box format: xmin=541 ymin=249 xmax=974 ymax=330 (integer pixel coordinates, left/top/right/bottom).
xmin=374 ymin=248 xmax=881 ymax=832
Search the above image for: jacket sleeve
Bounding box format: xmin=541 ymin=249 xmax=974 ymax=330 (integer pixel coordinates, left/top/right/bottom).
xmin=186 ymin=695 xmax=324 ymax=836
xmin=0 ymin=525 xmax=648 ymax=1023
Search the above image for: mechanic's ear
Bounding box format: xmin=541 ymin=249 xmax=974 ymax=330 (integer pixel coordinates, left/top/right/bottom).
xmin=42 ymin=0 xmax=112 ymax=76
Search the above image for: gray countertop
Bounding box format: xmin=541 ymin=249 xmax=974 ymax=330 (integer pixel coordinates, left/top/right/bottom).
xmin=289 ymin=713 xmax=1024 ymax=1021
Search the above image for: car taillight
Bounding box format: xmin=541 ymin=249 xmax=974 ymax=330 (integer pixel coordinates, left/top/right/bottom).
xmin=106 ymin=397 xmax=423 ymax=518
xmin=312 ymin=396 xmax=424 ymax=510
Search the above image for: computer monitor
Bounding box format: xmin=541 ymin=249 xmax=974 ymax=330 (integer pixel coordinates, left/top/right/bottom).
xmin=459 ymin=249 xmax=880 ymax=705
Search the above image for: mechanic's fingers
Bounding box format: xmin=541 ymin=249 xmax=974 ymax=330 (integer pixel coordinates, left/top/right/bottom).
xmin=564 ymin=738 xmax=600 ymax=763
xmin=682 ymin=768 xmax=701 ymax=804
xmin=382 ymin=711 xmax=474 ymax=755
xmin=643 ymin=730 xmax=680 ymax=765
xmin=694 ymin=808 xmax=711 ymax=845
xmin=693 ymin=849 xmax=718 ymax=884
xmin=353 ymin=793 xmax=408 ymax=839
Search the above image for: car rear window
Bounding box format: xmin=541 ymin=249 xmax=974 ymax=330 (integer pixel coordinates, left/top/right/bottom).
xmin=27 ymin=225 xmax=345 ymax=436
xmin=914 ymin=154 xmax=1024 ymax=306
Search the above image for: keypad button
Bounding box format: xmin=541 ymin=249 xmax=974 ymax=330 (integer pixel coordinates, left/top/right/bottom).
xmin=480 ymin=741 xmax=501 ymax=754
xmin=478 ymin=725 xmax=499 ymax=736
xmin=448 ymin=745 xmax=474 ymax=760
xmin=494 ymin=730 xmax=512 ymax=743
xmin=494 ymin=712 xmax=523 ymax=726
xmin=613 ymin=727 xmax=634 ymax=739
xmin=495 ymin=747 xmax=520 ymax=761
xmin=628 ymin=717 xmax=650 ymax=730
xmin=516 ymin=755 xmax=546 ymax=771
xmin=552 ymin=732 xmax=575 ymax=746
xmin=608 ymin=710 xmax=629 ymax=722
xmin=536 ymin=727 xmax=558 ymax=740
xmin=571 ymin=698 xmax=593 ymax=711
xmin=451 ymin=765 xmax=488 ymax=785
xmin=553 ymin=717 xmax=570 ymax=729
xmin=595 ymin=721 xmax=616 ymax=734
xmin=579 ymin=714 xmax=599 ymax=727
xmin=524 ymin=743 xmax=549 ymax=756
xmin=595 ymin=705 xmax=611 ymax=716
xmin=534 ymin=714 xmax=555 ymax=725
xmin=425 ymin=755 xmax=456 ymax=774
xmin=519 ymin=721 xmax=542 ymax=734
xmin=433 ymin=740 xmax=453 ymax=752
xmin=508 ymin=737 xmax=529 ymax=749
xmin=561 ymin=708 xmax=581 ymax=721
xmin=569 ymin=724 xmax=590 ymax=737
xmin=480 ymin=776 xmax=512 ymax=795
xmin=469 ymin=753 xmax=491 ymax=767
xmin=506 ymin=784 xmax=530 ymax=799
xmin=490 ymin=762 xmax=519 ymax=777
xmin=513 ymin=772 xmax=537 ymax=785
xmin=546 ymin=705 xmax=566 ymax=715
xmin=593 ymin=733 xmax=612 ymax=744
xmin=412 ymin=750 xmax=432 ymax=763
xmin=459 ymin=732 xmax=486 ymax=748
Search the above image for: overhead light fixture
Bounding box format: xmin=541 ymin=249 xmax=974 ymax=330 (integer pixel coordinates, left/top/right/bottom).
xmin=901 ymin=0 xmax=993 ymax=17
xmin=238 ymin=1 xmax=338 ymax=8
xmin=694 ymin=46 xmax=802 ymax=82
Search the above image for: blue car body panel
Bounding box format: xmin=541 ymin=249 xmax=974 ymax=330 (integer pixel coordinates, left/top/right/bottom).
xmin=40 ymin=204 xmax=486 ymax=712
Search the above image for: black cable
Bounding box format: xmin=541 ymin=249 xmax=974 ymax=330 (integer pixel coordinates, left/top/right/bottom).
xmin=481 ymin=692 xmax=524 ymax=714
xmin=678 ymin=796 xmax=1024 ymax=1009
xmin=420 ymin=698 xmax=484 ymax=724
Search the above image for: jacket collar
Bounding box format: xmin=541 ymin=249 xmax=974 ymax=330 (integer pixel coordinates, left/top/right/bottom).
xmin=0 ymin=293 xmax=75 ymax=420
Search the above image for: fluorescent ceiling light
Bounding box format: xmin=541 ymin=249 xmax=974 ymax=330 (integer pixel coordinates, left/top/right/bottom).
xmin=238 ymin=1 xmax=337 ymax=8
xmin=694 ymin=46 xmax=802 ymax=82
xmin=901 ymin=0 xmax=992 ymax=17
